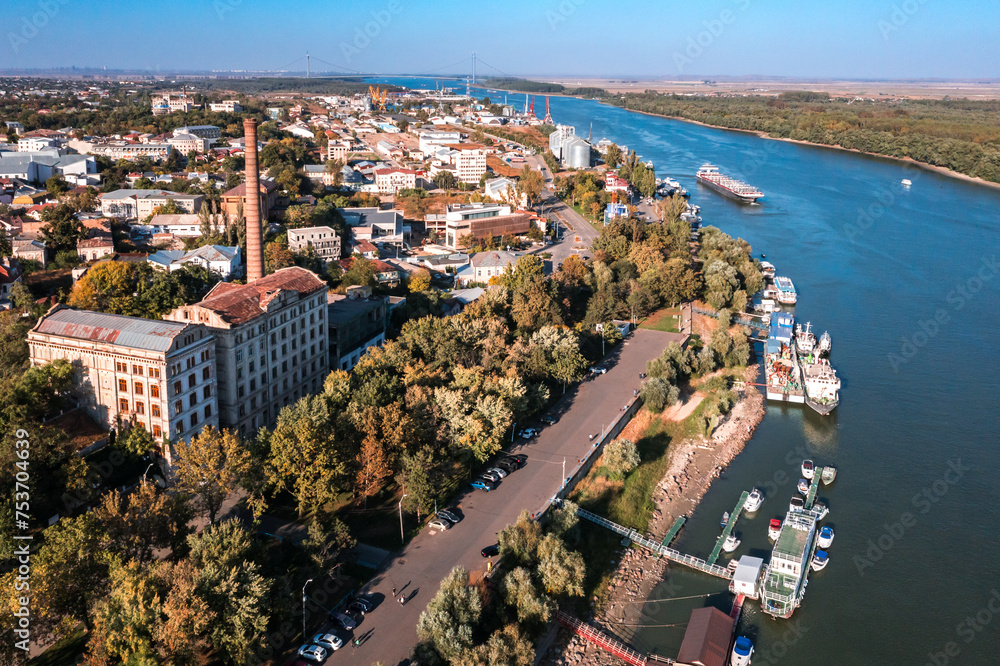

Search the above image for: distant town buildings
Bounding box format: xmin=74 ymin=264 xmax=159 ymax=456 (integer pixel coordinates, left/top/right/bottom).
xmin=442 ymin=203 xmax=530 ymax=250
xmin=374 ymin=168 xmax=423 ymax=194
xmin=148 ymin=245 xmax=243 ymax=280
xmin=99 ymin=189 xmax=204 ymax=220
xmin=209 ymin=100 xmax=243 ymax=113
xmin=287 ymin=226 xmax=342 ymax=264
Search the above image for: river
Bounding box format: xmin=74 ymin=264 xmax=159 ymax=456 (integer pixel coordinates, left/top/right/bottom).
xmin=370 ymin=77 xmax=1000 ymax=665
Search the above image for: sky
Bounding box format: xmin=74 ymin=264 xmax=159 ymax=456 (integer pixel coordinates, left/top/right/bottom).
xmin=3 ymin=0 xmax=998 ymax=80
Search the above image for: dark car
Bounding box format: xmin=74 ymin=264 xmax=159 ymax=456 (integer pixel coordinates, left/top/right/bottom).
xmin=502 ymin=454 xmax=527 ymax=469
xmin=437 ymin=509 xmax=461 ymax=525
xmin=496 ymin=459 xmax=517 ymax=474
xmin=329 ymin=611 xmax=357 ymax=631
xmin=481 ymin=544 xmax=500 ymax=558
xmin=351 ymin=595 xmax=376 ymax=613
xmin=540 ymin=415 xmax=557 ymax=425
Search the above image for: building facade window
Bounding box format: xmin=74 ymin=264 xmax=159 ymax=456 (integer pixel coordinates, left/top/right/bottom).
xmin=188 ymin=374 xmax=196 ymax=389
xmin=118 ymin=379 xmax=127 ymax=392
xmin=153 ymin=425 xmax=162 ymax=438
xmin=135 ymin=401 xmax=145 ymax=415
xmin=151 ymin=385 xmax=160 ymax=398
xmin=119 ymin=398 xmax=129 ymax=412
xmin=152 ymin=404 xmax=161 ymax=418
xmin=203 ymin=367 xmax=210 ymax=380
xmin=134 ymin=382 xmax=143 ymax=395
xmin=173 ymin=381 xmax=182 ymax=395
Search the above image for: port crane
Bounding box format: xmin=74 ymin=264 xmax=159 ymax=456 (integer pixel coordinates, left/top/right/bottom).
xmin=368 ymin=85 xmax=388 ymax=112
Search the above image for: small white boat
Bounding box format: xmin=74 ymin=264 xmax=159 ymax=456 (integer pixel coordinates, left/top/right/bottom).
xmin=797 ymin=478 xmax=809 ymax=495
xmin=760 ymin=261 xmax=776 ymax=279
xmin=722 ymin=534 xmax=741 ymax=553
xmin=801 ymin=459 xmax=815 ymax=480
xmin=728 ymin=558 xmax=740 ymax=572
xmin=811 ymin=550 xmax=829 ymax=571
xmin=821 ymin=466 xmax=837 ymax=485
xmin=818 ymin=525 xmax=835 ymax=549
xmin=812 ymin=502 xmax=830 ymax=520
xmin=768 ymin=518 xmax=782 ymax=541
xmin=789 ymin=496 xmax=804 ymax=512
xmin=731 ymin=636 xmax=754 ymax=666
xmin=721 ymin=511 xmax=730 ymax=529
xmin=744 ymin=488 xmax=763 ymax=513
xmin=818 ymin=330 xmax=832 ymax=355
xmin=901 ymin=178 xmax=912 ymax=187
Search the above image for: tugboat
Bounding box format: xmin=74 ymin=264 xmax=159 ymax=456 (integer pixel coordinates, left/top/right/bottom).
xmin=768 ymin=518 xmax=782 ymax=541
xmin=722 ymin=534 xmax=741 ymax=553
xmin=744 ymin=488 xmax=763 ymax=513
xmin=801 ymin=459 xmax=815 ymax=480
xmin=731 ymin=636 xmax=754 ymax=666
xmin=811 ymin=550 xmax=829 ymax=571
xmin=802 ymin=358 xmax=841 ymax=415
xmin=818 ymin=525 xmax=835 ymax=548
xmin=818 ymin=330 xmax=832 ymax=356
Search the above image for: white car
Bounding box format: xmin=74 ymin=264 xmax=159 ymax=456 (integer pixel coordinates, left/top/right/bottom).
xmin=298 ymin=644 xmax=329 ymax=663
xmin=486 ymin=466 xmax=508 ymax=478
xmin=589 ymin=366 xmax=608 ymax=375
xmin=428 ymin=518 xmax=451 ymax=531
xmin=312 ymin=632 xmax=343 ymax=651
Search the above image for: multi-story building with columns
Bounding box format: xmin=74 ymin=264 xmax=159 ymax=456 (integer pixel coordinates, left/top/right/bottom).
xmin=163 ymin=267 xmax=329 ymax=438
xmin=27 ymin=304 xmax=219 ymax=462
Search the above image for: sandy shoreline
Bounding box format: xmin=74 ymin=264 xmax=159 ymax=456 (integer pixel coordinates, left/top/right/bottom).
xmin=542 ymin=364 xmax=766 ymax=665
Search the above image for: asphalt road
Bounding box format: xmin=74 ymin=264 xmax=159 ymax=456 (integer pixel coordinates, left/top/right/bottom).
xmin=342 ymin=329 xmax=681 ymax=666
xmin=523 ymin=154 xmax=601 ymax=268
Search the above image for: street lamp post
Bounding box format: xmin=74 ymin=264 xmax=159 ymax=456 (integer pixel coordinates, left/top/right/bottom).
xmin=399 ymin=495 xmax=408 ymax=545
xmin=142 ymin=462 xmax=155 ymax=484
xmin=302 ymin=578 xmax=314 ymax=640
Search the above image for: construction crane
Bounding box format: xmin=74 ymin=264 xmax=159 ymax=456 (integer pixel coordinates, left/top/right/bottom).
xmin=543 ymin=96 xmax=553 ymax=124
xmin=529 ymin=95 xmax=535 ymax=117
xmin=368 ymin=85 xmax=388 ymax=112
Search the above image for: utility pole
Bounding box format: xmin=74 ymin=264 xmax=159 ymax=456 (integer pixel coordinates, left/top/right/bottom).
xmin=302 ymin=579 xmax=314 ymax=639
xmin=306 ymin=52 xmax=310 ymax=78
xmin=398 ymin=494 xmax=408 ymax=545
xmin=472 ymin=51 xmax=476 ymax=84
xmin=562 ymin=457 xmax=566 ymax=488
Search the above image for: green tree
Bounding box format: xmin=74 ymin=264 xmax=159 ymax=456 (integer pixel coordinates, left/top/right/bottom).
xmin=416 ymin=566 xmax=482 ymax=662
xmin=536 ymin=534 xmax=585 ymax=596
xmin=40 ymin=205 xmax=87 ymax=254
xmin=602 ymin=438 xmax=640 ymax=479
xmin=45 ymin=174 xmax=70 ymax=196
xmin=173 ymin=426 xmax=248 ymax=524
xmin=641 ymin=377 xmax=680 ymax=412
xmin=604 ymin=143 xmax=623 ymax=169
xmin=301 ymin=513 xmax=356 ymax=571
xmin=95 ymin=482 xmax=191 ymax=564
xmin=396 ymin=448 xmax=440 ymax=520
xmin=84 ymin=559 xmax=166 ymax=665
xmin=433 ymin=170 xmax=458 ymax=190
xmin=409 ymin=268 xmax=432 ymax=293
xmin=502 ymin=567 xmax=552 ymax=624
xmin=498 ymin=511 xmax=541 ymax=565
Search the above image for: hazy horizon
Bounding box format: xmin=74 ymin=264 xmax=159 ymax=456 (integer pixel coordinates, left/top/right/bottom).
xmin=4 ymin=0 xmax=998 ymax=80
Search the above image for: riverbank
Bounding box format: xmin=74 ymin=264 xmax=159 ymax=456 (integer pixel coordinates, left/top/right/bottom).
xmin=541 ymin=364 xmax=765 ymax=665
xmin=611 ymin=106 xmax=1000 ymax=192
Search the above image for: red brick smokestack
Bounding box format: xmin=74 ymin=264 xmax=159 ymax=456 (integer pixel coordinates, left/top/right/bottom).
xmin=243 ymin=118 xmax=264 ymax=281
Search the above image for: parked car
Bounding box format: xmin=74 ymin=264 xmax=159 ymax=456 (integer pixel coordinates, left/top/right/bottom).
xmin=329 ymin=611 xmax=356 ymax=631
xmin=470 ymin=478 xmax=496 ymax=492
xmin=481 ymin=544 xmax=500 ymax=558
xmin=518 ymin=428 xmax=538 ymax=439
xmin=480 ymin=470 xmax=501 ymax=483
xmin=312 ymin=632 xmax=343 ymax=651
xmin=351 ymin=594 xmax=376 ymax=613
xmin=496 ymin=459 xmax=518 ymax=474
xmin=348 ymin=600 xmax=373 ymax=615
xmin=437 ymin=509 xmax=461 ymax=525
xmin=486 ymin=466 xmax=508 ymax=478
xmin=540 ymin=415 xmax=557 ymax=425
xmin=428 ymin=518 xmax=451 ymax=531
xmin=503 ymin=454 xmax=528 ymax=468
xmin=589 ymin=366 xmax=607 ymax=375
xmin=297 ymin=644 xmax=328 ymax=663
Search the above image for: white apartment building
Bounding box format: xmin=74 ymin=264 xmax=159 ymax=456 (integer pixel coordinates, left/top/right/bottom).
xmin=327 ymin=141 xmax=352 ymax=162
xmin=417 ymin=130 xmax=462 ymax=155
xmin=446 ymin=144 xmax=487 ymax=184
xmin=163 ymin=267 xmax=329 ymax=438
xmin=287 ymin=226 xmax=342 ymax=263
xmin=209 ymin=101 xmax=243 ymax=113
xmin=17 ymin=136 xmax=63 ymax=152
xmin=168 ymin=133 xmax=209 ymax=154
xmin=27 ymin=305 xmax=219 ymax=462
xmin=373 ymin=168 xmax=423 ymax=194
xmin=89 ymin=143 xmax=173 ymax=161
xmin=99 ymin=190 xmax=203 ymax=220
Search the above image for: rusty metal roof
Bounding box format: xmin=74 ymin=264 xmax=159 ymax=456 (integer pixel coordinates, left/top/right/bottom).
xmin=34 ymin=306 xmax=189 ymax=352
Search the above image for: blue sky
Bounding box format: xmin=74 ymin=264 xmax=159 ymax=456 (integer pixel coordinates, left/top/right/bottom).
xmin=4 ymin=0 xmax=998 ymax=79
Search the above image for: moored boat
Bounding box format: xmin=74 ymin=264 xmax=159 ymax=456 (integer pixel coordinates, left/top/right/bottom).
xmin=818 ymin=525 xmax=834 ymax=549
xmin=731 ymin=636 xmax=754 ymax=666
xmin=768 ymin=518 xmax=782 ymax=541
xmin=821 ymin=466 xmax=837 ymax=485
xmin=789 ymin=496 xmax=804 ymax=512
xmin=811 ymin=550 xmax=829 ymax=571
xmin=818 ymin=330 xmax=832 ymax=355
xmin=773 ymin=276 xmax=797 ymax=304
xmin=760 ymin=261 xmax=776 ymax=279
xmin=795 ymin=321 xmax=817 ymax=355
xmin=723 ymin=534 xmax=741 ymax=553
xmin=721 ymin=511 xmax=730 ymax=529
xmin=802 ymin=357 xmax=841 ymax=415
xmin=744 ymin=488 xmax=763 ymax=513
xmin=797 ymin=478 xmax=809 ymax=495
xmin=801 ymin=459 xmax=815 ymax=480
xmin=811 ymin=502 xmax=829 ymax=520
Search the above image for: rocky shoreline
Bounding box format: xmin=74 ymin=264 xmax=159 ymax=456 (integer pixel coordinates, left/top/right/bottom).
xmin=542 ymin=364 xmax=766 ymax=666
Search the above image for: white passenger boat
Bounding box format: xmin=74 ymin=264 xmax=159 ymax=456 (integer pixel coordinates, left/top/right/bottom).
xmin=723 ymin=534 xmax=741 ymax=553
xmin=818 ymin=525 xmax=835 ymax=548
xmin=744 ymin=488 xmax=763 ymax=513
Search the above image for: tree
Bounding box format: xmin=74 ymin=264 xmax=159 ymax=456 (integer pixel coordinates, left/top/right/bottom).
xmin=95 ymin=483 xmax=191 ymax=564
xmin=603 ymin=438 xmax=640 ymax=479
xmin=116 ymin=421 xmax=155 ymax=456
xmin=498 ymin=511 xmax=541 ymax=565
xmin=502 ymin=567 xmax=552 ymax=624
xmin=536 ymin=534 xmax=585 ymax=596
xmin=264 ymin=241 xmax=294 ymax=272
xmin=396 ymin=448 xmax=440 ymax=520
xmin=409 ymin=268 xmax=431 ymax=293
xmin=355 ymin=433 xmax=392 ymax=505
xmin=301 ymin=513 xmax=356 ymax=571
xmin=510 ymin=275 xmax=562 ymax=331
xmin=45 ymin=174 xmax=70 ymax=196
xmin=40 ymin=205 xmax=87 ymax=254
xmin=416 ymin=566 xmax=482 ymax=662
xmin=604 ymin=143 xmax=623 ymax=169
xmin=84 ymin=559 xmax=166 ymax=665
xmin=516 ymin=168 xmax=544 ymax=207
xmin=462 ymin=624 xmax=536 ymax=666
xmin=173 ymin=426 xmax=248 ymax=524
xmin=641 ymin=377 xmax=680 ymax=413
xmin=434 ymin=170 xmax=458 ymax=190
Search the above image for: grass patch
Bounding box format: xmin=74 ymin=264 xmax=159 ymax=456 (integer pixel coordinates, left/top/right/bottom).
xmin=639 ymin=307 xmax=682 ymax=333
xmin=30 ymin=625 xmax=87 ymax=665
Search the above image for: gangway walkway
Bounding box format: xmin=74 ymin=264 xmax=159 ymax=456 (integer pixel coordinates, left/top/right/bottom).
xmin=692 ymin=307 xmax=770 ymax=333
xmin=661 ymin=516 xmax=686 ymax=547
xmin=555 ymin=610 xmax=659 ymax=666
xmin=706 ymin=491 xmax=749 ymax=566
xmin=804 ymin=468 xmax=823 ymax=509
xmin=574 ymin=505 xmax=733 ymax=579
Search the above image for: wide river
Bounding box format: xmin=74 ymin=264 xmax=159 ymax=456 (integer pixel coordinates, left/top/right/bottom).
xmin=372 ymin=78 xmax=1000 ymax=665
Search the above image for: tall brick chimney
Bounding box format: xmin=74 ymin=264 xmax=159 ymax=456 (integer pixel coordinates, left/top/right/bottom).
xmin=243 ymin=118 xmax=264 ymax=281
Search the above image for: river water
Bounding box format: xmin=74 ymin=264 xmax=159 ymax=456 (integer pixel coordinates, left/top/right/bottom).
xmin=371 ymin=78 xmax=1000 ymax=665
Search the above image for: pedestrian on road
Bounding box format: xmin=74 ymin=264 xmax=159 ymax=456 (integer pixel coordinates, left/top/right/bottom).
xmin=399 ymin=595 xmax=406 ymax=606
xmin=392 ymin=586 xmax=396 ymax=597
